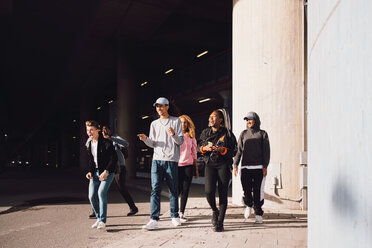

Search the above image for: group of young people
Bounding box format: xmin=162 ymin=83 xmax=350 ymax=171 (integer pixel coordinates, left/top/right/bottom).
xmin=85 ymin=97 xmax=270 ymax=232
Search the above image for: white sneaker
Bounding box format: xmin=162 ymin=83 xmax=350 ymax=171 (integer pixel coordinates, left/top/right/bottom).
xmin=91 ymin=220 xmax=99 ymax=228
xmin=142 ymin=219 xmax=158 ymax=230
xmin=171 ymin=217 xmax=181 ymax=226
xmin=255 ymin=215 xmax=263 ymax=224
xmin=179 ymin=214 xmax=188 ymax=223
xmin=244 ymin=206 xmax=251 ymax=219
xmin=97 ymin=221 xmax=106 ymax=229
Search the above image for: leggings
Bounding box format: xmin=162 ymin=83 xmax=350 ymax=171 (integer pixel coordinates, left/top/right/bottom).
xmin=178 ymin=164 xmax=193 ymax=213
xmin=204 ymin=163 xmax=231 ymax=223
xmin=114 ymin=166 xmax=136 ymax=209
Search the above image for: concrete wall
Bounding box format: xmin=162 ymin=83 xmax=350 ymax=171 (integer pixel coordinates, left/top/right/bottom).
xmin=232 ymin=0 xmax=304 ymax=209
xmin=308 ymin=0 xmax=372 ymax=247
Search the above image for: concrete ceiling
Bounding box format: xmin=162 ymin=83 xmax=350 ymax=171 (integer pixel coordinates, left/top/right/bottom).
xmin=1 ymin=0 xmax=232 ymax=156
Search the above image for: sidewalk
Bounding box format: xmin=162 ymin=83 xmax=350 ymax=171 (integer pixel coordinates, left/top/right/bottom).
xmin=0 ymin=169 xmax=307 ymax=248
xmin=105 ymin=177 xmax=308 ymax=248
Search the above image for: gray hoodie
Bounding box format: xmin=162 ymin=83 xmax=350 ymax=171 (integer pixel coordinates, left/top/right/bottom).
xmin=233 ymin=112 xmax=270 ymax=169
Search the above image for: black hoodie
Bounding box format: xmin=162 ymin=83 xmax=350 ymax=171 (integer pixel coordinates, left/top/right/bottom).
xmin=233 ymin=112 xmax=270 ymax=169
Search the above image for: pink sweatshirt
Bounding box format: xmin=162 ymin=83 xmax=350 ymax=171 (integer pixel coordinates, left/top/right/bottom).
xmin=178 ymin=133 xmax=197 ymax=166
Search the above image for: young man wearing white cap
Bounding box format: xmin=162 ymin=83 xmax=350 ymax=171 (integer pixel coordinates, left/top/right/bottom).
xmin=138 ymin=97 xmax=184 ymax=230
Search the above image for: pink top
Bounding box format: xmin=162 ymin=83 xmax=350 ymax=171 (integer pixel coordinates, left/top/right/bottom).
xmin=178 ymin=133 xmax=197 ymax=166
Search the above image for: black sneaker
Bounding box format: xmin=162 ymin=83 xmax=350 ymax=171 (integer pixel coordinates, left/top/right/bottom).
xmin=89 ymin=211 xmax=95 ymax=219
xmin=213 ymin=221 xmax=224 ymax=232
xmin=127 ymin=207 xmax=138 ymax=216
xmin=212 ymin=210 xmax=219 ymax=227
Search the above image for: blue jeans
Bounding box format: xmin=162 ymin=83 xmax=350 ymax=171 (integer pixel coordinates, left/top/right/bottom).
xmin=88 ymin=170 xmax=115 ymax=223
xmin=150 ymin=160 xmax=179 ymax=220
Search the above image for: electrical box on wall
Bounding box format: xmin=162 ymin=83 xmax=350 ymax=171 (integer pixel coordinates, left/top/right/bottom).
xmin=267 ymin=162 xmax=281 ymax=189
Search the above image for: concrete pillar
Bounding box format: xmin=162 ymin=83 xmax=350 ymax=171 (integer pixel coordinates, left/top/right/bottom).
xmin=79 ymin=98 xmax=90 ymax=172
xmin=117 ymin=40 xmax=137 ymax=178
xmin=59 ymin=126 xmax=72 ymax=168
xmin=308 ymin=0 xmax=372 ymax=247
xmin=232 ymin=0 xmax=305 ymax=209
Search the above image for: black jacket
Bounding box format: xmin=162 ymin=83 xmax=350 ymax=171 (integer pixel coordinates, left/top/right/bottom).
xmin=233 ymin=112 xmax=270 ymax=169
xmin=198 ymin=127 xmax=237 ymax=167
xmin=87 ymin=135 xmax=118 ymax=174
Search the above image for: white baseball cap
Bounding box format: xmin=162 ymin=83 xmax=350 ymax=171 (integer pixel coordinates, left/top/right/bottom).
xmin=153 ymin=97 xmax=169 ymax=106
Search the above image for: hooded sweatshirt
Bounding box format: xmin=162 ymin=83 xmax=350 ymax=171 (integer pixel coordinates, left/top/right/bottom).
xmin=233 ymin=112 xmax=270 ymax=169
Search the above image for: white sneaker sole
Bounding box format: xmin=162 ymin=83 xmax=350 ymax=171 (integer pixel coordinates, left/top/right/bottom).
xmin=142 ymin=225 xmax=158 ymax=230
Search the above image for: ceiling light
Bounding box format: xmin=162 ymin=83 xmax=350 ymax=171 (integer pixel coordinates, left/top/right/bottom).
xmin=97 ymin=106 xmax=101 ymax=110
xmin=72 ymin=120 xmax=76 ymax=123
xmin=199 ymin=98 xmax=211 ymax=103
xmin=142 ymin=115 xmax=149 ymax=119
xmin=165 ymin=69 xmax=174 ymax=74
xmin=197 ymin=51 xmax=208 ymax=58
xmin=108 ymin=100 xmax=114 ymax=104
xmin=72 ymin=136 xmax=76 ymax=139
xmin=140 ymin=81 xmax=148 ymax=87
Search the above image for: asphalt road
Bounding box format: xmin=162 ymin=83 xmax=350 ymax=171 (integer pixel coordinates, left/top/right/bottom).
xmin=0 ymin=168 xmax=168 ymax=248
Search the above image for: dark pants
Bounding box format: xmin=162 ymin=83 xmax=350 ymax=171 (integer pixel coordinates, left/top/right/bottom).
xmin=114 ymin=166 xmax=136 ymax=209
xmin=178 ymin=164 xmax=193 ymax=213
xmin=204 ymin=163 xmax=231 ymax=223
xmin=240 ymin=169 xmax=265 ymax=216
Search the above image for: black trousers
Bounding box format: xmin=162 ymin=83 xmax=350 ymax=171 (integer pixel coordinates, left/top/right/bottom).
xmin=114 ymin=166 xmax=136 ymax=209
xmin=178 ymin=164 xmax=193 ymax=213
xmin=204 ymin=163 xmax=231 ymax=223
xmin=240 ymin=168 xmax=265 ymax=216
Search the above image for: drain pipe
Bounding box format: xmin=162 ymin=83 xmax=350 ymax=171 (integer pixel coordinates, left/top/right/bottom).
xmin=272 ymin=176 xmax=303 ymax=203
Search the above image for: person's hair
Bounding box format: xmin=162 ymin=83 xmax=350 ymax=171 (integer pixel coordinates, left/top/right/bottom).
xmin=85 ymin=120 xmax=100 ymax=130
xmin=212 ymin=109 xmax=231 ymax=131
xmin=102 ymin=126 xmax=112 ymax=137
xmin=179 ymin=115 xmax=196 ymax=138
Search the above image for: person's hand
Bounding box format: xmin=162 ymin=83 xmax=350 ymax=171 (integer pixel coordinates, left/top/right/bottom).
xmin=233 ymin=167 xmax=239 ymax=177
xmin=137 ymin=134 xmax=147 ymax=141
xmin=202 ymin=145 xmax=213 ymax=152
xmin=86 ymin=172 xmax=92 ymax=179
xmin=263 ymin=168 xmax=267 ymax=177
xmin=212 ymin=146 xmax=225 ymax=153
xmin=168 ymin=128 xmax=175 ymax=136
xmin=99 ymin=170 xmax=108 ymax=181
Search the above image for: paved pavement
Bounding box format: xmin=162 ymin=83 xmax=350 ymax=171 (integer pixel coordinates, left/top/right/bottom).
xmin=0 ymin=168 xmax=307 ymax=248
